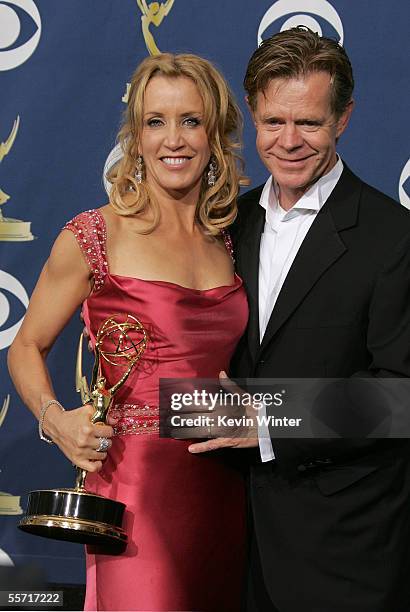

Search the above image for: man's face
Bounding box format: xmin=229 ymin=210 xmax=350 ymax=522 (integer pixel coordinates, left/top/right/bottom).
xmin=251 ymin=71 xmax=352 ymax=208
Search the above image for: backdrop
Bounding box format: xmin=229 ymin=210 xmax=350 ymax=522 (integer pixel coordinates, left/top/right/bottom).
xmin=0 ymin=0 xmax=409 ymax=584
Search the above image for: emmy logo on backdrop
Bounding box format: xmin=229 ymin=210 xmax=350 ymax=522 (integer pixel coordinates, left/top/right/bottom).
xmin=0 ymin=117 xmax=34 ymax=241
xmin=0 ymin=394 xmax=23 ymax=515
xmin=137 ymin=0 xmax=175 ymax=55
xmin=19 ymin=314 xmax=148 ymax=550
xmin=122 ymin=0 xmax=175 ymax=103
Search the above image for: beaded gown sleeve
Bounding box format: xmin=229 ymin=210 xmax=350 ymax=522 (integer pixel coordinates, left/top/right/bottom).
xmin=63 ymin=209 xmax=108 ymax=291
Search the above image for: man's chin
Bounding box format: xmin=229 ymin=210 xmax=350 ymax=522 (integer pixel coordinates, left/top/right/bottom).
xmin=272 ymin=171 xmax=313 ymax=190
xmin=271 ymin=162 xmax=332 ymax=190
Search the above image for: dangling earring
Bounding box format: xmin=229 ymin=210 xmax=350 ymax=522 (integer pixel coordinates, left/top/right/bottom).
xmin=207 ymin=158 xmax=218 ymax=187
xmin=135 ymin=155 xmax=144 ymax=184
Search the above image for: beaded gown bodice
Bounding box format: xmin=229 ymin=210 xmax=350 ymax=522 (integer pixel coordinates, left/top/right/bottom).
xmin=64 ymin=209 xmax=248 ymax=435
xmin=63 ymin=208 xmax=248 ymax=612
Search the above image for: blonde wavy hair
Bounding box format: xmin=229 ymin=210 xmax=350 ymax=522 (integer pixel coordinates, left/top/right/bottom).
xmin=107 ymin=53 xmax=248 ymax=235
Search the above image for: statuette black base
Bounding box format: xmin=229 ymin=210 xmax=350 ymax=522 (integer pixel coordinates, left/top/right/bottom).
xmin=18 ymin=489 xmax=127 ymax=550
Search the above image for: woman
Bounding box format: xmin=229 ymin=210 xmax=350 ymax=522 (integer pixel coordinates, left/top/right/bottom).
xmin=8 ymin=53 xmax=248 ymax=611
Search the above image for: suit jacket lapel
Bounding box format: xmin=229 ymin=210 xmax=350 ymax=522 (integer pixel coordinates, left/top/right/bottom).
xmin=257 ymin=165 xmax=361 ymax=359
xmin=235 ymin=192 xmax=265 ymax=362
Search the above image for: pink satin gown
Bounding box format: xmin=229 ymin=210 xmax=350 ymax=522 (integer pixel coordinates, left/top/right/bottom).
xmin=64 ymin=210 xmax=248 ymax=612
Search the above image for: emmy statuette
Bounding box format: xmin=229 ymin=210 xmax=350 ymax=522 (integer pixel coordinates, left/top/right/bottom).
xmin=0 ymin=117 xmax=34 ymax=241
xmin=19 ymin=315 xmax=147 ymax=549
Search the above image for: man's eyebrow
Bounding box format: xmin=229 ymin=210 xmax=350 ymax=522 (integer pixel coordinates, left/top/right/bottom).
xmin=259 ymin=115 xmax=324 ymax=123
xmin=295 ymin=118 xmax=323 ymax=124
xmin=260 ymin=115 xmax=284 ymax=122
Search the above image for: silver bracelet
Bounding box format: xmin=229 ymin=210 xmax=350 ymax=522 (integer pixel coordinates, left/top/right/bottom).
xmin=39 ymin=399 xmax=65 ymax=444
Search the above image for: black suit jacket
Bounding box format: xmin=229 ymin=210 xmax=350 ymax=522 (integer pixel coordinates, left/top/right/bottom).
xmin=231 ymin=165 xmax=410 ymax=612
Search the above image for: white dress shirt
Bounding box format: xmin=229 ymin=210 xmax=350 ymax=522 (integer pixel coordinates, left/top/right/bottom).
xmin=258 ymin=158 xmax=344 ymax=462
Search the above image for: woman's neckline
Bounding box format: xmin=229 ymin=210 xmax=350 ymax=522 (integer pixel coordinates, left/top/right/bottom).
xmin=93 ymin=208 xmax=239 ymax=293
xmin=106 ymin=271 xmax=241 ymax=293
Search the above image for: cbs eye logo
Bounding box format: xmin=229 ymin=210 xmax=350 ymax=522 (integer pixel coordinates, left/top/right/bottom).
xmin=0 ymin=270 xmax=28 ymax=350
xmin=103 ymin=143 xmax=124 ymax=195
xmin=399 ymin=158 xmax=410 ymax=210
xmin=0 ymin=548 xmax=14 ymax=566
xmin=258 ymin=0 xmax=344 ymax=46
xmin=0 ymin=0 xmax=42 ymax=71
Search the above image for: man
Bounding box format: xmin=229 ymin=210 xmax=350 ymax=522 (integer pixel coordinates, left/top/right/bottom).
xmin=189 ymin=28 xmax=410 ymax=612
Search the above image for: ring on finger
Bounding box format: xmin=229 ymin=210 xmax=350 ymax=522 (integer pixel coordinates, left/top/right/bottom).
xmin=96 ymin=436 xmax=110 ymax=453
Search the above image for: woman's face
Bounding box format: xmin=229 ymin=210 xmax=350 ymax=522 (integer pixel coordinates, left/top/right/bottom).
xmin=139 ymin=75 xmax=211 ymax=200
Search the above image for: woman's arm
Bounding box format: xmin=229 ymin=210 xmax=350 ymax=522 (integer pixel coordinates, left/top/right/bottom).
xmin=8 ymin=229 xmax=114 ymax=472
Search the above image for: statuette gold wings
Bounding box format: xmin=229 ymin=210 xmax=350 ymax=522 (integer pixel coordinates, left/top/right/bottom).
xmin=0 ymin=395 xmax=10 ymax=429
xmin=136 ymin=0 xmax=175 ymax=55
xmin=0 ymin=117 xmax=20 ymax=164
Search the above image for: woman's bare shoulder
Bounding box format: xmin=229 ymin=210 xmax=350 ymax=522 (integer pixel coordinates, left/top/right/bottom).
xmin=96 ymin=203 xmax=112 ymax=220
xmin=98 ymin=203 xmax=153 ymax=236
